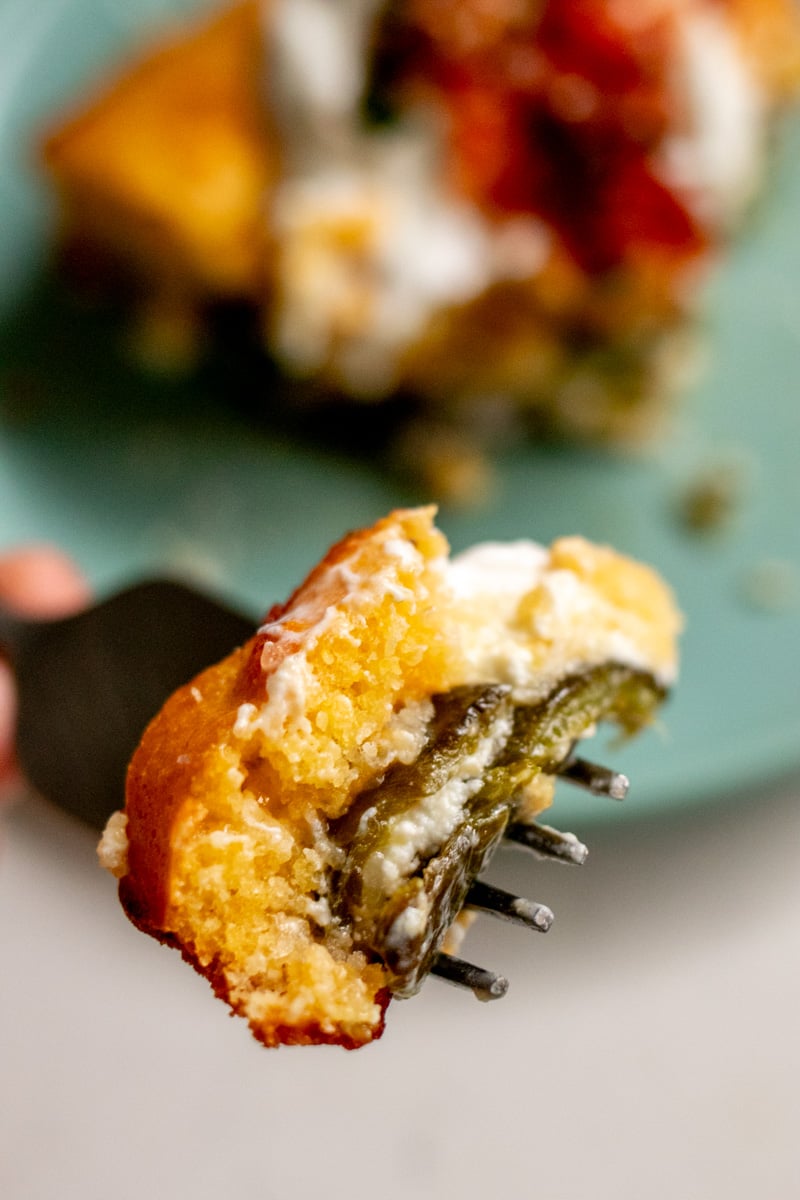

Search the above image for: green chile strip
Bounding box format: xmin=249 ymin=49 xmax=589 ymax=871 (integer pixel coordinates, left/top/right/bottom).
xmin=330 ymin=684 xmax=513 ymax=920
xmin=331 ymin=665 xmax=665 ymax=995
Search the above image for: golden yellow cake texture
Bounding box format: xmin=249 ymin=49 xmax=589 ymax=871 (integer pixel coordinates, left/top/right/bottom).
xmin=43 ymin=2 xmax=274 ymax=313
xmin=99 ymin=508 xmax=679 ymax=1048
xmin=730 ymin=0 xmax=800 ymax=95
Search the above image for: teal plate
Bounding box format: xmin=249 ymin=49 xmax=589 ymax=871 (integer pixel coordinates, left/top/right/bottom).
xmin=2 ymin=0 xmax=799 ymax=826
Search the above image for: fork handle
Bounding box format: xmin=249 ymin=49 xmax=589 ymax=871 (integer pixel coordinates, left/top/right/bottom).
xmin=0 ymin=603 xmax=38 ymax=667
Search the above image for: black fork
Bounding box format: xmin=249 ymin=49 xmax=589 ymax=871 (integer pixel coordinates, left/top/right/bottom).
xmin=0 ymin=580 xmax=254 ymax=828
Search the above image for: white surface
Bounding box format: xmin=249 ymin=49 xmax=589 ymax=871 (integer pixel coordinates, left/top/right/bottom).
xmin=2 ymin=783 xmax=799 ymax=1200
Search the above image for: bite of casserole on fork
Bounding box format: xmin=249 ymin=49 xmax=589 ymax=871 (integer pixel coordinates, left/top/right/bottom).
xmin=98 ymin=507 xmax=680 ymax=1048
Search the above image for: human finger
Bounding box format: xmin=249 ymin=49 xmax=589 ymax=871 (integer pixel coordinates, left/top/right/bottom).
xmin=0 ymin=545 xmax=91 ymax=789
xmin=0 ymin=544 xmax=90 ymax=617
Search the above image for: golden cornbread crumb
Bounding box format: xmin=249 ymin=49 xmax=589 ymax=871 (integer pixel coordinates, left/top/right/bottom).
xmin=546 ymin=536 xmax=681 ymax=682
xmin=43 ymin=2 xmax=273 ymax=303
xmin=233 ymin=507 xmax=460 ymax=817
xmin=97 ymin=810 xmax=128 ymax=879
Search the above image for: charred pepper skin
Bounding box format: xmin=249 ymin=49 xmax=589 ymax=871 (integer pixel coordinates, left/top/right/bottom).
xmin=331 ymin=665 xmax=665 ymax=995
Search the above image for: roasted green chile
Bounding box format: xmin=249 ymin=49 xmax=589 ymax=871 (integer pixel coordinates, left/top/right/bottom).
xmin=331 ymin=665 xmax=665 ymax=996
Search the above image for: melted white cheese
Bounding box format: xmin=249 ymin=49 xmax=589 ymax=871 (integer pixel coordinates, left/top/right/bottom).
xmin=448 ymin=540 xmax=677 ymax=696
xmin=657 ymin=5 xmax=766 ymax=228
xmin=266 ymin=1 xmax=554 ymax=394
xmin=360 ymin=705 xmax=514 ymax=899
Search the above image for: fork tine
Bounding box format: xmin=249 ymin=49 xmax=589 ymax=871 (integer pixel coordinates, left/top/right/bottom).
xmin=431 ymin=953 xmax=509 ymax=1001
xmin=465 ymin=880 xmax=553 ymax=931
xmin=559 ymin=755 xmax=629 ymax=800
xmin=504 ymin=820 xmax=589 ymax=865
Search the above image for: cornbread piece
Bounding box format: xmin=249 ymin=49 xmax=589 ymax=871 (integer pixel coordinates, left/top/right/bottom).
xmin=43 ymin=0 xmax=800 ymax=442
xmin=99 ymin=508 xmax=680 ymax=1048
xmin=42 ymin=1 xmax=275 ymax=367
